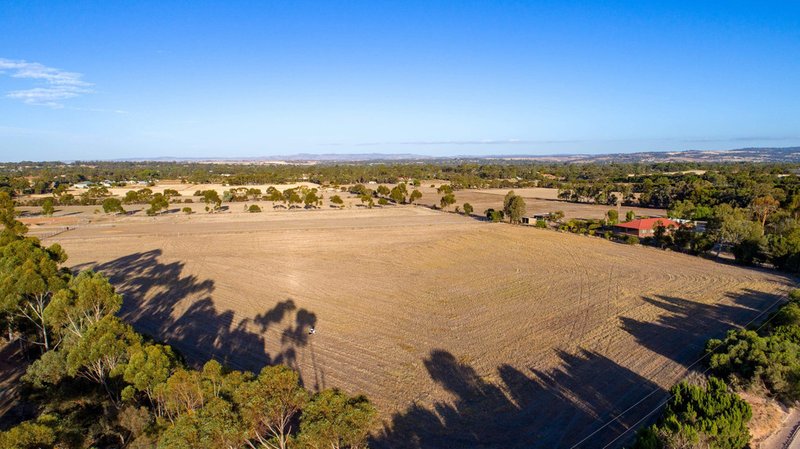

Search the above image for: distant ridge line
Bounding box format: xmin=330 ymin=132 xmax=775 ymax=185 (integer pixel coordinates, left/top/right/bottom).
xmin=104 ymin=146 xmax=800 ymax=164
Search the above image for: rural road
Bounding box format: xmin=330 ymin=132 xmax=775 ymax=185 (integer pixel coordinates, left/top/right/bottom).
xmin=761 ymin=409 xmax=800 ymax=449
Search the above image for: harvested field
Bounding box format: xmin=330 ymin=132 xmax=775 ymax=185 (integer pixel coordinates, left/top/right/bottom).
xmin=46 ymin=206 xmax=789 ymax=448
xmin=414 ymin=185 xmax=666 ymax=220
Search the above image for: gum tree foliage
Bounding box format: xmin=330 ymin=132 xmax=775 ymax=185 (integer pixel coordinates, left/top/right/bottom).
xmin=304 ymin=190 xmax=320 ymax=209
xmin=0 ymin=191 xmax=27 ymax=242
xmin=122 ymin=343 xmax=179 ymax=414
xmin=389 ymin=184 xmax=407 ymax=204
xmin=147 ymin=193 xmax=170 ymax=215
xmin=202 ymin=190 xmax=223 ymax=212
xmin=606 ymin=209 xmax=619 ymax=225
xmin=0 ymin=238 xmax=68 ymax=350
xmin=41 ymin=197 xmax=55 ymax=216
xmin=485 ymin=208 xmax=504 ymax=222
xmin=751 ymin=195 xmax=780 ymax=227
xmin=439 ymin=193 xmax=456 ymax=210
xmin=298 ymin=389 xmax=376 ymax=449
xmin=503 ymin=191 xmax=527 ymax=224
xmin=102 ymin=197 xmax=125 ymax=214
xmin=45 ymin=270 xmax=123 ymax=339
xmin=66 ymin=315 xmax=142 ymax=406
xmin=234 ymin=365 xmax=308 ymax=449
xmin=0 ymin=414 xmax=57 ymax=449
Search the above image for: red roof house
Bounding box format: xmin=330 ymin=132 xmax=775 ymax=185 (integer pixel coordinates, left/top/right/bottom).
xmin=614 ymin=217 xmax=681 ymax=238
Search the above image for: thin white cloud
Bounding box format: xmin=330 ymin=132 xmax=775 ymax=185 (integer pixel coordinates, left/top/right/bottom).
xmin=67 ymin=106 xmax=128 ymax=114
xmin=0 ymin=58 xmax=93 ymax=107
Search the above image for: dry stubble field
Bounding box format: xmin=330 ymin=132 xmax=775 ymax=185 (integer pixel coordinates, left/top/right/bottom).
xmin=39 ymin=206 xmax=790 ymax=448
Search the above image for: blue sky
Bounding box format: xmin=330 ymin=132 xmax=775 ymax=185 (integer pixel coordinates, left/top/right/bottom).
xmin=1 ymin=1 xmax=799 ymax=161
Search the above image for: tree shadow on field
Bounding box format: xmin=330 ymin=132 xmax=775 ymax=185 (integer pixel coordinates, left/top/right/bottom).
xmin=372 ymin=349 xmax=664 ymax=449
xmin=0 ymin=343 xmax=37 ymax=430
xmin=620 ymin=289 xmax=785 ymax=369
xmin=73 ymin=250 xmax=320 ymax=382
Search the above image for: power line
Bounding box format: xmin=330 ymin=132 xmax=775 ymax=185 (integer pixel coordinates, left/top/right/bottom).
xmin=570 ymin=290 xmax=790 ymax=449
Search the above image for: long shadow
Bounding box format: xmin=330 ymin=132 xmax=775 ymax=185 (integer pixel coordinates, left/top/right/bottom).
xmin=372 ymin=349 xmax=663 ymax=449
xmin=0 ymin=343 xmax=37 ymax=430
xmin=375 ymin=289 xmax=788 ymax=448
xmin=75 ymin=250 xmax=319 ymax=380
xmin=620 ymin=290 xmax=785 ymax=368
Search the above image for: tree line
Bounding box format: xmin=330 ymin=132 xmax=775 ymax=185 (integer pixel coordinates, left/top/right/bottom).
xmin=0 ymin=192 xmax=376 ymax=448
xmin=5 ymin=160 xmax=798 ymax=197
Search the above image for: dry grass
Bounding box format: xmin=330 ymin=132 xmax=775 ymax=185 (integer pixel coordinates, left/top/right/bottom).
xmin=414 ymin=185 xmax=667 ymax=220
xmin=41 ymin=206 xmax=789 ymax=448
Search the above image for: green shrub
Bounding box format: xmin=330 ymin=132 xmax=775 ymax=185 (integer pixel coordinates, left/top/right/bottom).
xmin=633 ymin=377 xmax=751 ymax=449
xmin=706 ymin=328 xmax=800 ymax=402
xmin=248 ymin=204 xmax=262 ymax=213
xmin=485 ymin=209 xmax=504 ymax=222
xmin=626 ymin=235 xmax=640 ymax=245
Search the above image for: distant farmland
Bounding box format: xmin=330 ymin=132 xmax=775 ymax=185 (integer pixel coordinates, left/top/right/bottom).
xmin=46 ymin=206 xmax=788 ymax=448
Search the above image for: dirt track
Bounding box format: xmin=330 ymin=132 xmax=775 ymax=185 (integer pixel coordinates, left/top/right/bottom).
xmin=48 ymin=206 xmax=790 ymax=448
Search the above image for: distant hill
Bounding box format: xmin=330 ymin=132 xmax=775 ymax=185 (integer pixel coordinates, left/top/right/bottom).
xmin=537 ymin=147 xmax=800 ymax=163
xmin=111 ymin=153 xmax=434 ymax=163
xmin=111 ymin=147 xmax=800 ymax=164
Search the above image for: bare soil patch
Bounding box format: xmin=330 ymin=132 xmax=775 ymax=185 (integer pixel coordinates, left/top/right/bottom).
xmin=44 ymin=206 xmax=789 ymax=448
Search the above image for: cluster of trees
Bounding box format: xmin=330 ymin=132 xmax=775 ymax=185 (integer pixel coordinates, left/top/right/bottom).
xmin=122 ymin=188 xmax=181 ymax=205
xmin=348 ymin=183 xmax=421 ymax=209
xmin=545 ymin=179 xmax=800 ymax=274
xmin=436 ymin=185 xmax=455 ymax=210
xmin=0 ymin=192 xmax=376 ymax=448
xmin=23 ymin=185 xmax=112 ymax=208
xmin=482 ymin=192 xmax=528 ymax=223
xmin=650 ymin=199 xmax=800 ymax=270
xmin=557 ymin=183 xmax=625 ymax=206
xmin=4 ymin=160 xmax=800 ymax=196
xmin=705 ymin=290 xmax=800 ymax=403
xmin=634 ymin=290 xmax=800 ymax=448
xmin=195 ymin=190 xmax=222 ymax=212
xmin=219 ymin=187 xmax=264 ymax=202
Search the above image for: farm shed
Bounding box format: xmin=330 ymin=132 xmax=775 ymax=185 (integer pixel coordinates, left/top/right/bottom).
xmin=614 ymin=217 xmax=681 ymax=238
xmin=521 ymin=214 xmax=549 ymax=225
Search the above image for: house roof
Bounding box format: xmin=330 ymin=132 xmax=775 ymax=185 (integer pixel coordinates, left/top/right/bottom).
xmin=615 ymin=217 xmax=681 ymax=230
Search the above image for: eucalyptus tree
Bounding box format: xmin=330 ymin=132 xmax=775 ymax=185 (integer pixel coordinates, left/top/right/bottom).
xmin=0 ymin=238 xmax=68 ymax=350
